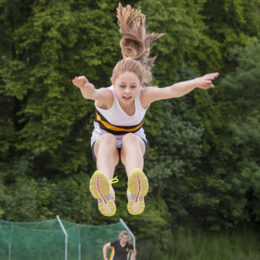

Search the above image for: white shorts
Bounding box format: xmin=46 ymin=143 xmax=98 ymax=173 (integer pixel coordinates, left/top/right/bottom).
xmin=90 ymin=122 xmax=147 ymax=148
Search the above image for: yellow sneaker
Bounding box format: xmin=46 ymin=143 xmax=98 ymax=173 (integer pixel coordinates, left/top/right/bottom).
xmin=127 ymin=168 xmax=149 ymax=215
xmin=89 ymin=170 xmax=117 ymax=217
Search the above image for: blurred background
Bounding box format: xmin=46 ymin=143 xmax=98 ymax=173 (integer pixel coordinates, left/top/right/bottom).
xmin=0 ymin=0 xmax=259 ymax=259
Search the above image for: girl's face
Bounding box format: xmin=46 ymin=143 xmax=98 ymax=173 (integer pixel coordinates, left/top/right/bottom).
xmin=112 ymin=71 xmax=141 ymax=106
xmin=120 ymin=235 xmax=130 ymax=244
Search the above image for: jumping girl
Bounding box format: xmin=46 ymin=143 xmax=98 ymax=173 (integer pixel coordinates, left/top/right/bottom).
xmin=72 ymin=3 xmax=219 ymax=217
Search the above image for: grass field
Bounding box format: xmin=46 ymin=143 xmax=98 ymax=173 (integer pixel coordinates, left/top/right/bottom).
xmin=137 ymin=226 xmax=260 ymax=260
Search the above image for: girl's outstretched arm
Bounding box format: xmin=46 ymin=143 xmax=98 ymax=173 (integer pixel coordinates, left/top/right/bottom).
xmin=72 ymin=76 xmax=96 ymax=100
xmin=141 ymin=72 xmax=219 ymax=107
xmin=72 ymin=76 xmax=113 ymax=109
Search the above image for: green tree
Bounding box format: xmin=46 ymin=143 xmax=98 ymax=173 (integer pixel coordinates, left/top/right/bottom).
xmin=201 ymin=0 xmax=259 ymax=72
xmin=188 ymin=40 xmax=260 ymax=229
xmin=0 ymin=0 xmax=260 ymax=252
xmin=0 ymin=0 xmax=120 ymax=175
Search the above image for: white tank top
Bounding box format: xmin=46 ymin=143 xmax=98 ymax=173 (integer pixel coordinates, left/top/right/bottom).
xmin=91 ymin=86 xmax=148 ymax=148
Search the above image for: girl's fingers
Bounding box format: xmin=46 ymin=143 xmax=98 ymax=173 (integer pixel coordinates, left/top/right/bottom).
xmin=211 ymin=72 xmax=219 ymax=79
xmin=205 ymin=72 xmax=219 ymax=80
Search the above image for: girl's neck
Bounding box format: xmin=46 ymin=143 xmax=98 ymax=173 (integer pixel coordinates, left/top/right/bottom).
xmin=120 ymin=241 xmax=127 ymax=246
xmin=119 ymin=100 xmax=135 ymax=116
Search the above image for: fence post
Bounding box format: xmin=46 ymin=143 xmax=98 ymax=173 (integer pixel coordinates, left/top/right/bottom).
xmin=120 ymin=218 xmax=136 ymax=260
xmin=77 ymin=224 xmax=81 ymax=260
xmin=8 ymin=224 xmax=14 ymax=260
xmin=56 ymin=215 xmax=68 ymax=260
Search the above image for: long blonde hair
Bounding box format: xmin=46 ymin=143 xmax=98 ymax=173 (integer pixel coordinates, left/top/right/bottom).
xmin=111 ymin=3 xmax=164 ymax=86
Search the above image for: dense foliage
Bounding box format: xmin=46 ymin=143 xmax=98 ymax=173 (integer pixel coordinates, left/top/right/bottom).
xmin=0 ymin=0 xmax=259 ymax=257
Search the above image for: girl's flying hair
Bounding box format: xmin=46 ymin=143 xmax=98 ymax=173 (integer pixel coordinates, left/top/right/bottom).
xmin=112 ymin=3 xmax=164 ymax=85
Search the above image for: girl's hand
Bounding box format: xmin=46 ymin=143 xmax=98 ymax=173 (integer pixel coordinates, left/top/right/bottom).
xmin=72 ymin=76 xmax=89 ymax=89
xmin=196 ymin=72 xmax=219 ymax=89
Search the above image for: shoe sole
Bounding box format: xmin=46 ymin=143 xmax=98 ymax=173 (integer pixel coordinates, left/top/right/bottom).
xmin=127 ymin=169 xmax=149 ymax=215
xmin=89 ymin=171 xmax=116 ymax=217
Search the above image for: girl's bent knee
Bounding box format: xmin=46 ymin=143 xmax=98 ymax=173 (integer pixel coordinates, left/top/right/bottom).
xmin=99 ymin=133 xmax=117 ymax=146
xmin=122 ymin=133 xmax=138 ymax=145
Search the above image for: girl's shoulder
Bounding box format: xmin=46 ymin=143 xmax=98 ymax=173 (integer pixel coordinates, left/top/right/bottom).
xmin=140 ymin=85 xmax=159 ymax=95
xmin=95 ymin=87 xmax=114 ymax=109
xmin=140 ymin=86 xmax=159 ymax=108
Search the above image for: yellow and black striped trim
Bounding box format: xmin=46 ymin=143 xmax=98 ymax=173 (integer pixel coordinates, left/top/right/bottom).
xmin=95 ymin=110 xmax=144 ymax=135
xmin=109 ymin=247 xmax=115 ymax=260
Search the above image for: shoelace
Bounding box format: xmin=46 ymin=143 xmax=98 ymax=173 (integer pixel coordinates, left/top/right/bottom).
xmin=109 ymin=176 xmax=119 ymax=184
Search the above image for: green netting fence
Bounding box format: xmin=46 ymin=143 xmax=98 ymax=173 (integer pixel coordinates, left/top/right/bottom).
xmin=0 ymin=216 xmax=135 ymax=260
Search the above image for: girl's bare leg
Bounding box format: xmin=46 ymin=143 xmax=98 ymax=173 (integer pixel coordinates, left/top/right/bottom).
xmin=120 ymin=133 xmax=145 ymax=177
xmin=90 ymin=133 xmax=119 ymax=217
xmin=94 ymin=133 xmax=119 ymax=180
xmin=120 ymin=133 xmax=148 ymax=215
